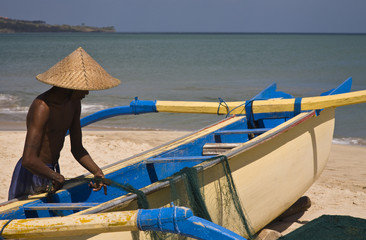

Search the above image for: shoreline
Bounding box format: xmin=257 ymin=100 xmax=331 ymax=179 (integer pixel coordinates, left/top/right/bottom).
xmin=2 ymin=120 xmax=366 ymax=146
xmin=0 ymin=120 xmax=190 ymax=132
xmin=0 ymin=130 xmax=365 ymax=236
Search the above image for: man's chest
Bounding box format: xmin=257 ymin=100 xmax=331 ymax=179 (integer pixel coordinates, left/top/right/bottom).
xmin=47 ymin=103 xmax=76 ymax=133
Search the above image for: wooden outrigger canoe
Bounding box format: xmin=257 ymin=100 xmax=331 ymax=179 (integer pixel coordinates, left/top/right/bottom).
xmin=1 ymin=77 xmax=365 ymax=239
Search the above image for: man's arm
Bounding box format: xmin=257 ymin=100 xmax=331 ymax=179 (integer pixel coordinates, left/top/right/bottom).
xmin=22 ymin=99 xmax=65 ymax=189
xmin=69 ymin=101 xmax=106 ymax=192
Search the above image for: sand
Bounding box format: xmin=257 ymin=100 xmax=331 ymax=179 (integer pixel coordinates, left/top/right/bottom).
xmin=1 ymin=130 xmax=365 ymax=236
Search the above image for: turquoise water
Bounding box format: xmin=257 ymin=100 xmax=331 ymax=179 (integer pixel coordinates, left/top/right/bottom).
xmin=1 ymin=33 xmax=366 ymax=143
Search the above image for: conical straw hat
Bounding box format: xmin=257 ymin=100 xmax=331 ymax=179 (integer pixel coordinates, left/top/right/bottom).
xmin=36 ymin=47 xmax=120 ymax=90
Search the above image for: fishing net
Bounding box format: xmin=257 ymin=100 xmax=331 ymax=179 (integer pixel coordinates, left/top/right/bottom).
xmin=129 ymin=155 xmax=257 ymax=240
xmin=61 ymin=155 xmax=256 ymax=239
xmin=279 ymin=215 xmax=366 ymax=240
xmin=51 ymin=154 xmax=256 ymax=239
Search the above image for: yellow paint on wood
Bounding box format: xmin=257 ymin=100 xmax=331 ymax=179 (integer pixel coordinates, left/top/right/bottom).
xmin=0 ymin=210 xmax=138 ymax=239
xmin=155 ymin=90 xmax=366 ymax=115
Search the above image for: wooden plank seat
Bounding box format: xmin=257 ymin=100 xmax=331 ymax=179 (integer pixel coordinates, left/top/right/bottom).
xmin=215 ymin=128 xmax=272 ymax=135
xmin=24 ymin=202 xmax=100 ymax=211
xmin=202 ymin=143 xmax=241 ymax=156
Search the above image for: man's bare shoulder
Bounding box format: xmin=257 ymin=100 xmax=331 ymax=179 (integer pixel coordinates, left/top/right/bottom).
xmin=27 ymin=97 xmax=51 ymax=125
xmin=29 ymin=97 xmax=49 ymax=113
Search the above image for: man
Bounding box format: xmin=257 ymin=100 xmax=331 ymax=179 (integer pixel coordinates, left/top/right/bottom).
xmin=8 ymin=47 xmax=120 ymax=200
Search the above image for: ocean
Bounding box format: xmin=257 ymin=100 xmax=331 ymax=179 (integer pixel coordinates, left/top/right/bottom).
xmin=1 ymin=33 xmax=366 ymax=145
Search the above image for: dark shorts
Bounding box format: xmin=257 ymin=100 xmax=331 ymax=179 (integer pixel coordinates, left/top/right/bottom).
xmin=8 ymin=158 xmax=60 ymax=200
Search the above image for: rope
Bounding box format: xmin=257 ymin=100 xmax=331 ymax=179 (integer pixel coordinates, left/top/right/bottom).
xmin=228 ymin=101 xmax=247 ymax=116
xmin=65 ymin=177 xmax=149 ymax=209
xmin=65 ymin=176 xmax=112 ymax=186
xmin=217 ymin=98 xmax=251 ymax=117
xmin=244 ymin=100 xmax=255 ymax=129
xmin=294 ymin=97 xmax=302 ymax=116
xmin=109 ymin=181 xmax=149 ymax=209
xmin=217 ymin=98 xmax=230 ymax=117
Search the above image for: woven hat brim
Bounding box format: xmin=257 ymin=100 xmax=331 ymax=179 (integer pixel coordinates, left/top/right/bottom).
xmin=36 ymin=47 xmax=121 ymax=91
xmin=36 ymin=72 xmax=121 ymax=91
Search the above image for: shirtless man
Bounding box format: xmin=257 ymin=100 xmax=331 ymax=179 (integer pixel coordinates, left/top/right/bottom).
xmin=8 ymin=47 xmax=120 ymax=200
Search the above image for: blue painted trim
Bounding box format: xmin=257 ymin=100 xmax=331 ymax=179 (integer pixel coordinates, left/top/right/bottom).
xmin=215 ymin=128 xmax=272 ymax=135
xmin=250 ymin=83 xmax=294 ymax=100
xmin=317 ymin=77 xmax=353 ymax=115
xmin=23 ymin=202 xmax=100 ymax=211
xmin=137 ymin=206 xmax=246 ymax=240
xmin=244 ymin=100 xmax=255 ymax=129
xmin=146 ymin=163 xmax=159 ymax=183
xmin=130 ymin=97 xmax=157 ymax=115
xmin=78 ymin=98 xmax=157 ymax=129
xmin=244 ymin=83 xmax=295 ymax=128
xmin=80 ymin=106 xmax=133 ymax=128
xmin=146 ymin=156 xmax=210 ymax=163
xmin=321 ymin=77 xmax=352 ymax=96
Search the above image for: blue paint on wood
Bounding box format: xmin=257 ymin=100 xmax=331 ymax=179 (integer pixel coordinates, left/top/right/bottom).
xmin=137 ymin=206 xmax=247 ymax=240
xmin=79 ymin=98 xmax=157 ymax=129
xmin=321 ymin=77 xmax=352 ymax=96
xmin=215 ymin=128 xmax=272 ymax=135
xmin=146 ymin=163 xmax=159 ymax=183
xmin=294 ymin=98 xmax=302 ymax=116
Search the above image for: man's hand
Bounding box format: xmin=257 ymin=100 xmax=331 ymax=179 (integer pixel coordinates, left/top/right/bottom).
xmin=89 ymin=173 xmax=108 ymax=195
xmin=49 ymin=174 xmax=65 ymax=194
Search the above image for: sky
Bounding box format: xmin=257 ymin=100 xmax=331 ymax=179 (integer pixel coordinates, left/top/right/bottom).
xmin=1 ymin=0 xmax=366 ymax=33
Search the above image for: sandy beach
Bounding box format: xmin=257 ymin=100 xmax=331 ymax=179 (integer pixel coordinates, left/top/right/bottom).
xmin=1 ymin=130 xmax=365 ymax=236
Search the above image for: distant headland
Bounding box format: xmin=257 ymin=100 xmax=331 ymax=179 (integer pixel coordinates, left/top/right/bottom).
xmin=0 ymin=17 xmax=115 ymax=33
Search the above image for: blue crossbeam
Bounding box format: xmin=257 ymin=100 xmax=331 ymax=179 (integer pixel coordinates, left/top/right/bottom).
xmin=145 ymin=156 xmax=210 ymax=164
xmin=24 ymin=202 xmax=100 ymax=211
xmin=215 ymin=128 xmax=272 ymax=135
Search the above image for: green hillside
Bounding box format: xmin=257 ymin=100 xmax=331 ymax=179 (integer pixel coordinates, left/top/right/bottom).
xmin=0 ymin=17 xmax=115 ymax=33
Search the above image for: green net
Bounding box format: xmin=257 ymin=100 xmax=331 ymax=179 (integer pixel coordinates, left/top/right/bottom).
xmin=280 ymin=215 xmax=366 ymax=240
xmin=64 ymin=155 xmax=256 ymax=239
xmin=131 ymin=155 xmax=256 ymax=240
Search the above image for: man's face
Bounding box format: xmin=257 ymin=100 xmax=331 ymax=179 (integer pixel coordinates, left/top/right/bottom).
xmin=71 ymin=90 xmax=89 ymax=101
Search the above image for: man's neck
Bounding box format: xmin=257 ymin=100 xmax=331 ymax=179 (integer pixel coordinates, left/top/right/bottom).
xmin=47 ymin=87 xmax=73 ymax=104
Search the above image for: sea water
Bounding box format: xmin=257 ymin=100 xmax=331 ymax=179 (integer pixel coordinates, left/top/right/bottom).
xmin=1 ymin=33 xmax=366 ymax=144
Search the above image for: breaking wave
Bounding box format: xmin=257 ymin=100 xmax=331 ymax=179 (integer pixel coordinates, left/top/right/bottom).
xmin=332 ymin=137 xmax=366 ymax=146
xmin=81 ymin=103 xmax=110 ymax=114
xmin=0 ymin=94 xmax=28 ymax=114
xmin=0 ymin=94 xmax=109 ymax=115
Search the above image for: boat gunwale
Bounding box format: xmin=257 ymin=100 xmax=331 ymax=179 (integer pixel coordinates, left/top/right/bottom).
xmin=224 ymin=110 xmax=317 ymax=158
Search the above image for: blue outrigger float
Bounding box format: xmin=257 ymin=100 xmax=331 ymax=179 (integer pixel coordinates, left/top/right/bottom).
xmin=1 ymin=78 xmax=366 ymax=239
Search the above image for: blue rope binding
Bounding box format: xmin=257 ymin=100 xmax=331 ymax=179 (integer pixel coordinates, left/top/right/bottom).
xmin=0 ymin=219 xmax=12 ymax=239
xmin=294 ymin=97 xmax=302 ymax=116
xmin=217 ymin=98 xmax=230 ymax=117
xmin=244 ymin=100 xmax=255 ymax=129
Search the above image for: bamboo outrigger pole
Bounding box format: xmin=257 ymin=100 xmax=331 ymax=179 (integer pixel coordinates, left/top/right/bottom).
xmin=78 ymin=88 xmax=366 ymax=130
xmin=155 ymin=89 xmax=366 ymax=115
xmin=0 ymin=211 xmax=139 ymax=239
xmin=0 ymin=207 xmax=246 ymax=239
